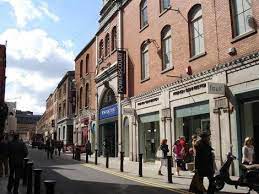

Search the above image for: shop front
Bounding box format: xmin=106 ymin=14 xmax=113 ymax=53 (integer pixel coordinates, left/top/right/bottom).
xmin=139 ymin=112 xmax=160 ymax=162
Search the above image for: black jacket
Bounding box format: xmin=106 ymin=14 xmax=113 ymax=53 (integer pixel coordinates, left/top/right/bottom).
xmin=0 ymin=141 xmax=8 ymax=158
xmin=160 ymin=144 xmax=169 ymax=159
xmin=195 ymin=139 xmax=214 ymax=177
xmin=8 ymin=139 xmax=28 ymax=167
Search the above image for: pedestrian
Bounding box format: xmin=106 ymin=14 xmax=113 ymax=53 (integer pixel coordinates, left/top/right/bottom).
xmin=57 ymin=141 xmax=62 ymax=156
xmin=0 ymin=135 xmax=9 ymax=177
xmin=85 ymin=140 xmax=92 ymax=156
xmin=61 ymin=141 xmax=64 ymax=153
xmin=173 ymin=139 xmax=185 ymax=176
xmin=242 ymin=137 xmax=254 ymax=165
xmin=158 ymin=139 xmax=169 ymax=176
xmin=189 ymin=134 xmax=198 ymax=172
xmin=46 ymin=138 xmax=54 ymax=159
xmin=190 ymin=131 xmax=215 ymax=194
xmin=103 ymin=138 xmax=110 ymax=157
xmin=7 ymin=133 xmax=28 ymax=194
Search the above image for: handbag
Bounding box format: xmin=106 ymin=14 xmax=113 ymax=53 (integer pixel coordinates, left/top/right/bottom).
xmin=156 ymin=149 xmax=163 ymax=158
xmin=189 ymin=172 xmax=206 ymax=193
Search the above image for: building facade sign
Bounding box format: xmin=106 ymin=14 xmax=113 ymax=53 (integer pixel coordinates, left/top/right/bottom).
xmin=207 ymin=82 xmax=225 ymax=95
xmin=99 ymin=103 xmax=118 ymax=120
xmin=123 ymin=108 xmax=135 ymax=115
xmin=117 ymin=50 xmax=126 ymax=94
xmin=173 ymin=83 xmax=207 ymax=95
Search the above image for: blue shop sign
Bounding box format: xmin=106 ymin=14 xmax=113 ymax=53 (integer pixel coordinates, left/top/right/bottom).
xmin=99 ymin=104 xmax=118 ymax=120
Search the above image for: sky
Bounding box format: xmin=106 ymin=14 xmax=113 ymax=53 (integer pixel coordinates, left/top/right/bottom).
xmin=0 ymin=0 xmax=102 ymax=114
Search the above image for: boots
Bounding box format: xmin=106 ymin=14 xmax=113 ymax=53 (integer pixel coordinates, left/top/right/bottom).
xmin=158 ymin=170 xmax=163 ymax=175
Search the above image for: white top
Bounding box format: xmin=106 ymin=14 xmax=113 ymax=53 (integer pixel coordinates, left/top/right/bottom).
xmin=242 ymin=145 xmax=254 ymax=164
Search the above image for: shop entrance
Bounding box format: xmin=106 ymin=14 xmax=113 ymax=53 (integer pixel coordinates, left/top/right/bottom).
xmin=240 ymin=95 xmax=259 ymax=164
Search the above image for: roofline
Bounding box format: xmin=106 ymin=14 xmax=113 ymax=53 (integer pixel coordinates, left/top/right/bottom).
xmin=74 ymin=37 xmax=96 ymax=61
xmin=57 ymin=71 xmax=75 ymax=88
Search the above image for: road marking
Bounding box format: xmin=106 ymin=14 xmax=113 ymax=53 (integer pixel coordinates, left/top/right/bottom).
xmin=81 ymin=163 xmax=193 ymax=194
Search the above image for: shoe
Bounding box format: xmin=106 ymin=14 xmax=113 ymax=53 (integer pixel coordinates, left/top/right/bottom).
xmin=158 ymin=170 xmax=163 ymax=176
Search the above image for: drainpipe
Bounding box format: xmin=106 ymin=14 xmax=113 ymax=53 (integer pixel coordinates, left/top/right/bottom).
xmin=95 ymin=35 xmax=99 ymax=151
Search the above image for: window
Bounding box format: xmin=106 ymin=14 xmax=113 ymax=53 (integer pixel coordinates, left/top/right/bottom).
xmin=105 ymin=34 xmax=110 ymax=56
xmin=141 ymin=43 xmax=149 ymax=80
xmin=111 ymin=27 xmax=117 ymax=51
xmin=140 ymin=0 xmax=148 ymax=28
xmin=85 ymin=54 xmax=89 ymax=74
xmin=79 ymin=87 xmax=83 ymax=110
xmin=63 ymin=83 xmax=66 ymax=94
xmin=161 ymin=26 xmax=172 ymax=70
xmin=80 ymin=60 xmax=83 ymax=77
xmin=85 ymin=83 xmax=89 ymax=107
xmin=189 ymin=5 xmax=205 ymax=57
xmin=231 ymin=0 xmax=253 ymax=37
xmin=99 ymin=40 xmax=104 ymax=58
xmin=160 ymin=0 xmax=170 ymax=12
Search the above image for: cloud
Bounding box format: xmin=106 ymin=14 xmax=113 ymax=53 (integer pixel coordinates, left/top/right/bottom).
xmin=1 ymin=0 xmax=60 ymax=28
xmin=0 ymin=28 xmax=75 ymax=114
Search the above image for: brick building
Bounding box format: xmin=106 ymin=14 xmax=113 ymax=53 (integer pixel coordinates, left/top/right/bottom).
xmin=56 ymin=71 xmax=76 ymax=145
xmin=75 ymin=0 xmax=259 ymax=175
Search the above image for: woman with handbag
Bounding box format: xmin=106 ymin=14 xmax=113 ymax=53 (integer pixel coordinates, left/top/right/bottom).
xmin=158 ymin=139 xmax=169 ymax=175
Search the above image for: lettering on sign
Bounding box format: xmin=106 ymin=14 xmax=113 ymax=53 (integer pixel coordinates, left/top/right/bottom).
xmin=207 ymin=82 xmax=225 ymax=95
xmin=137 ymin=98 xmax=159 ymax=106
xmin=123 ymin=108 xmax=135 ymax=115
xmin=117 ymin=50 xmax=126 ymax=94
xmin=173 ymin=83 xmax=207 ymax=96
xmin=215 ymin=98 xmax=228 ymax=109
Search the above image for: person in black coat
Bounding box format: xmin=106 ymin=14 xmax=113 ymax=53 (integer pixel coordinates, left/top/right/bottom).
xmin=194 ymin=131 xmax=215 ymax=194
xmin=7 ymin=133 xmax=28 ymax=194
xmin=158 ymin=139 xmax=169 ymax=175
xmin=0 ymin=135 xmax=9 ymax=177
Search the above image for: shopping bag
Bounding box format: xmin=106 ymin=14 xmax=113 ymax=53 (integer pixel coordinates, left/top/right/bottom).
xmin=156 ymin=149 xmax=162 ymax=158
xmin=189 ymin=172 xmax=206 ymax=193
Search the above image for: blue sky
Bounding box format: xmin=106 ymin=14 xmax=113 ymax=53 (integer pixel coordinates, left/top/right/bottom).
xmin=0 ymin=0 xmax=102 ymax=114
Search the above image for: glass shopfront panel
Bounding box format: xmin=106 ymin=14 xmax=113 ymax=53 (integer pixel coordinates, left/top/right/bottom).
xmin=139 ymin=112 xmax=160 ymax=162
xmin=175 ymin=101 xmax=210 ymax=144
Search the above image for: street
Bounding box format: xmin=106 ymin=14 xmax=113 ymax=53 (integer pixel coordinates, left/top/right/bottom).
xmin=29 ymin=148 xmax=187 ymax=194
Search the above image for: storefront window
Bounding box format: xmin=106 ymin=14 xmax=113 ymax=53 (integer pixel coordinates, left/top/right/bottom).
xmin=175 ymin=101 xmax=210 ymax=144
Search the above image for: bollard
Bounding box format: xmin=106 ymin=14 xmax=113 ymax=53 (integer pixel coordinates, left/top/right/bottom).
xmin=95 ymin=149 xmax=98 ymax=165
xmin=72 ymin=145 xmax=75 ymax=159
xmin=26 ymin=161 xmax=34 ymax=194
xmin=167 ymin=156 xmax=173 ymax=183
xmin=23 ymin=158 xmax=29 ymax=186
xmin=44 ymin=180 xmax=56 ymax=194
xmin=86 ymin=152 xmax=89 ymax=163
xmin=106 ymin=151 xmax=109 ymax=168
xmin=34 ymin=169 xmax=42 ymax=194
xmin=120 ymin=152 xmax=124 ymax=172
xmin=139 ymin=154 xmax=143 ymax=177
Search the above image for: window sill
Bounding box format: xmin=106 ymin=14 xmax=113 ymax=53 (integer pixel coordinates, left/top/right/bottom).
xmin=189 ymin=52 xmax=207 ymax=62
xmin=111 ymin=49 xmax=117 ymax=55
xmin=159 ymin=6 xmax=171 ymax=17
xmin=161 ymin=66 xmax=174 ymax=74
xmin=139 ymin=24 xmax=149 ymax=33
xmin=140 ymin=77 xmax=150 ymax=83
xmin=231 ymin=30 xmax=257 ymax=43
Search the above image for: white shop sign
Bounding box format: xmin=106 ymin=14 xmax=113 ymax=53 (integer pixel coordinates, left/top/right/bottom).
xmin=207 ymin=82 xmax=225 ymax=95
xmin=123 ymin=108 xmax=135 ymax=116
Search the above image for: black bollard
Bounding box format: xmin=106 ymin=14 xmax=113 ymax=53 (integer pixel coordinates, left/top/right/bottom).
xmin=86 ymin=152 xmax=89 ymax=163
xmin=23 ymin=158 xmax=29 ymax=186
xmin=34 ymin=169 xmax=42 ymax=194
xmin=106 ymin=151 xmax=109 ymax=168
xmin=120 ymin=152 xmax=124 ymax=172
xmin=95 ymin=149 xmax=98 ymax=165
xmin=26 ymin=161 xmax=34 ymax=194
xmin=72 ymin=145 xmax=75 ymax=159
xmin=139 ymin=154 xmax=143 ymax=177
xmin=44 ymin=180 xmax=56 ymax=194
xmin=167 ymin=156 xmax=173 ymax=183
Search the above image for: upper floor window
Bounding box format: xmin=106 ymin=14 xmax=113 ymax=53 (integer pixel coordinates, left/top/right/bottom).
xmin=140 ymin=0 xmax=148 ymax=28
xmin=80 ymin=60 xmax=83 ymax=77
xmin=85 ymin=54 xmax=89 ymax=74
xmin=63 ymin=83 xmax=66 ymax=94
xmin=141 ymin=43 xmax=149 ymax=80
xmin=160 ymin=0 xmax=170 ymax=12
xmin=105 ymin=34 xmax=110 ymax=56
xmin=111 ymin=27 xmax=117 ymax=51
xmin=99 ymin=40 xmax=104 ymax=59
xmin=79 ymin=87 xmax=83 ymax=110
xmin=231 ymin=0 xmax=253 ymax=37
xmin=161 ymin=25 xmax=172 ymax=70
xmin=85 ymin=83 xmax=89 ymax=107
xmin=189 ymin=5 xmax=205 ymax=57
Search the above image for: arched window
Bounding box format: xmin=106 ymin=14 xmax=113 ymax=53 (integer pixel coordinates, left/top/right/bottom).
xmin=160 ymin=0 xmax=170 ymax=12
xmin=99 ymin=40 xmax=104 ymax=58
xmin=188 ymin=5 xmax=204 ymax=57
xmin=80 ymin=60 xmax=83 ymax=77
xmin=85 ymin=54 xmax=89 ymax=74
xmin=140 ymin=0 xmax=148 ymax=28
xmin=141 ymin=42 xmax=149 ymax=80
xmin=231 ymin=0 xmax=253 ymax=37
xmin=105 ymin=34 xmax=110 ymax=56
xmin=161 ymin=25 xmax=172 ymax=70
xmin=79 ymin=87 xmax=83 ymax=110
xmin=85 ymin=83 xmax=89 ymax=107
xmin=111 ymin=27 xmax=117 ymax=51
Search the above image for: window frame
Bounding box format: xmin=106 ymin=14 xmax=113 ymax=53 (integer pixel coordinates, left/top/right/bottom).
xmin=85 ymin=54 xmax=89 ymax=74
xmin=161 ymin=25 xmax=172 ymax=71
xmin=160 ymin=0 xmax=170 ymax=12
xmin=79 ymin=60 xmax=83 ymax=78
xmin=99 ymin=40 xmax=104 ymax=59
xmin=141 ymin=43 xmax=149 ymax=81
xmin=105 ymin=33 xmax=110 ymax=57
xmin=85 ymin=83 xmax=89 ymax=107
xmin=140 ymin=0 xmax=148 ymax=29
xmin=111 ymin=27 xmax=117 ymax=51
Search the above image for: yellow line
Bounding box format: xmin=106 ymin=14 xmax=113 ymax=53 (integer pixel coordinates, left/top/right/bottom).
xmin=81 ymin=163 xmax=193 ymax=194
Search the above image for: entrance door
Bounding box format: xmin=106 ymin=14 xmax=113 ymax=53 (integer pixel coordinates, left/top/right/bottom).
xmin=253 ymin=102 xmax=259 ymax=163
xmin=144 ymin=126 xmax=158 ymax=161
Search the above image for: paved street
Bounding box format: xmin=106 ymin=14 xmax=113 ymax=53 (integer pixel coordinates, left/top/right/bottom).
xmin=27 ymin=148 xmax=188 ymax=194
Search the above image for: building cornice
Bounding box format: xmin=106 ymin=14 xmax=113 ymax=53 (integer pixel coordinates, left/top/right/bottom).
xmin=95 ymin=63 xmax=117 ymax=83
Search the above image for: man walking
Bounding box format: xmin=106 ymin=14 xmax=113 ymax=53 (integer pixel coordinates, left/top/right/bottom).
xmin=7 ymin=133 xmax=28 ymax=194
xmin=46 ymin=138 xmax=54 ymax=159
xmin=0 ymin=135 xmax=9 ymax=177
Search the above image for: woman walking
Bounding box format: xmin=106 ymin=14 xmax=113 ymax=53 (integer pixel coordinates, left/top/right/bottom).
xmin=158 ymin=139 xmax=169 ymax=175
xmin=242 ymin=137 xmax=254 ymax=165
xmin=173 ymin=139 xmax=184 ymax=176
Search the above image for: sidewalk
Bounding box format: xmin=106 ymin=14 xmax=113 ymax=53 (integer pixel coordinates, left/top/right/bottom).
xmin=64 ymin=152 xmax=252 ymax=194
